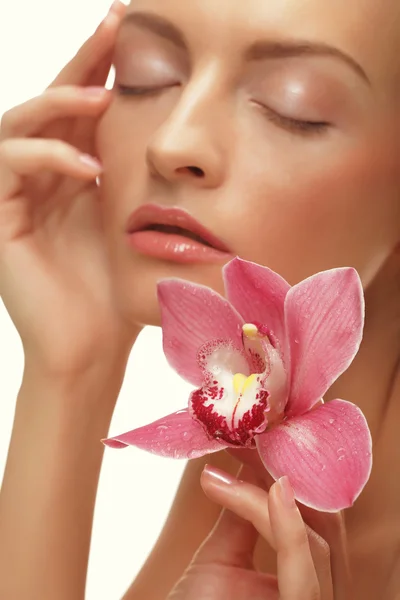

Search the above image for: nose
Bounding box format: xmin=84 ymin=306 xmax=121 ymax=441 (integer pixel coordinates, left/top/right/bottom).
xmin=146 ymin=80 xmax=229 ymax=189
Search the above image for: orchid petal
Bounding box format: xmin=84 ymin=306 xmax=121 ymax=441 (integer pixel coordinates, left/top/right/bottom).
xmin=256 ymin=399 xmax=372 ymax=512
xmin=223 ymin=258 xmax=290 ymax=355
xmin=284 ymin=268 xmax=364 ymax=416
xmin=158 ymin=279 xmax=244 ymax=387
xmin=102 ymin=409 xmax=228 ymax=458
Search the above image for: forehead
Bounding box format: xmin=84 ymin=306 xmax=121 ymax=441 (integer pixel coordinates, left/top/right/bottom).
xmin=127 ymin=0 xmax=400 ymax=84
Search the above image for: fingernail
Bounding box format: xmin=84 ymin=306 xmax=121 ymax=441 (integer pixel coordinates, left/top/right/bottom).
xmin=203 ymin=465 xmax=239 ymax=487
xmin=79 ymin=154 xmax=103 ymax=171
xmin=83 ymin=86 xmax=107 ymax=96
xmin=277 ymin=476 xmax=296 ymax=509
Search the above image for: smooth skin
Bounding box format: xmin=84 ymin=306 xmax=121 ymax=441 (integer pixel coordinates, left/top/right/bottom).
xmin=168 ymin=465 xmax=344 ymax=600
xmin=0 ymin=3 xmax=137 ymax=599
xmin=1 ymin=0 xmax=400 ymax=599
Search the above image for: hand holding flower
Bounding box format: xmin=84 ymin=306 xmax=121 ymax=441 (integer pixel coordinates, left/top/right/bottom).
xmin=104 ymin=258 xmax=372 ymax=512
xmin=167 ymin=464 xmax=353 ymax=599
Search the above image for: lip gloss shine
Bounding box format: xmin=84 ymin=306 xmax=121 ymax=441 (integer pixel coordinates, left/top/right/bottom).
xmin=127 ymin=229 xmax=232 ymax=264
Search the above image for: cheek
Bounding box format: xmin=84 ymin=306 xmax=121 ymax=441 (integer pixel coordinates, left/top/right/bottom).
xmin=96 ymin=101 xmax=148 ymax=187
xmin=224 ymin=138 xmax=400 ymax=286
xmin=95 ymin=98 xmax=158 ymax=245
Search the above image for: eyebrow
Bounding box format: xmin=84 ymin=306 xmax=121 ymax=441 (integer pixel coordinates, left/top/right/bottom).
xmin=120 ymin=11 xmax=370 ymax=86
xmin=246 ymin=41 xmax=370 ymax=86
xmin=120 ymin=12 xmax=187 ymax=50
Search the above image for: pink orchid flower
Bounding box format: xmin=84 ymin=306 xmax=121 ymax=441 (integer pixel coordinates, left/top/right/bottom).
xmin=103 ymin=258 xmax=372 ymax=512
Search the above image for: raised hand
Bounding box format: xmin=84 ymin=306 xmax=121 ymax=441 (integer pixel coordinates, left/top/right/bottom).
xmin=0 ymin=0 xmax=134 ymax=375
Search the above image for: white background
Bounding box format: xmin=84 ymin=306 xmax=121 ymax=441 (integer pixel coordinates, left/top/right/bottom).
xmin=0 ymin=1 xmax=190 ymax=598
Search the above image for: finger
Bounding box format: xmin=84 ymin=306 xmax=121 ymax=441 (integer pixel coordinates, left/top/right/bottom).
xmin=67 ymin=51 xmax=115 ymax=158
xmin=0 ymin=138 xmax=102 ymax=200
xmin=196 ymin=465 xmax=259 ymax=567
xmin=0 ymin=86 xmax=111 ymax=140
xmin=201 ymin=464 xmax=275 ymax=549
xmin=47 ymin=1 xmax=126 ymax=88
xmin=269 ymin=477 xmax=327 ymax=600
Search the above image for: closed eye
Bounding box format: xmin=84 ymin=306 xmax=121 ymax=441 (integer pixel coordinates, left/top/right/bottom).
xmin=115 ymin=85 xmax=330 ymax=135
xmin=256 ymin=103 xmax=331 ymax=135
xmin=116 ymin=84 xmax=179 ymax=96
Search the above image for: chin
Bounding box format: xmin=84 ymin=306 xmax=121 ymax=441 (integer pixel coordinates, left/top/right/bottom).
xmin=113 ymin=254 xmax=228 ymax=327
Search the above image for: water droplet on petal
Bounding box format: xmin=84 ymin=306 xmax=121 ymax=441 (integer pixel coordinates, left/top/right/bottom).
xmin=329 ymin=418 xmax=335 ymax=424
xmin=165 ymin=435 xmax=170 ymax=441
xmin=182 ymin=432 xmax=191 ymax=441
xmin=187 ymin=449 xmax=199 ymax=459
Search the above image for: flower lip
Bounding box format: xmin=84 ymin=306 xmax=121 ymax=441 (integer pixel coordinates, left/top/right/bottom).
xmin=125 ymin=203 xmax=232 ymax=253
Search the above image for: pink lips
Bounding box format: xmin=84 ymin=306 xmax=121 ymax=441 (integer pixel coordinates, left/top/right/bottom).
xmin=126 ymin=204 xmax=233 ymax=264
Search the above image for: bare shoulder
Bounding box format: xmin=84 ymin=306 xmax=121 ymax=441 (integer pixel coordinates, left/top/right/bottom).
xmin=122 ymin=451 xmax=241 ymax=600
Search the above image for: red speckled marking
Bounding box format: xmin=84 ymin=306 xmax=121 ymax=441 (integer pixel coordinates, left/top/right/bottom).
xmin=251 ymin=321 xmax=280 ymax=350
xmin=247 ymin=348 xmax=265 ymax=373
xmin=189 ymin=386 xmax=269 ymax=447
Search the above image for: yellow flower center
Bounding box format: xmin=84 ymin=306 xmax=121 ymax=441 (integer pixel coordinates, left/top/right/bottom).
xmin=233 ymin=373 xmax=258 ymax=395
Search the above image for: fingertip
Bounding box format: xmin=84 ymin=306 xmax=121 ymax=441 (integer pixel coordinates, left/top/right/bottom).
xmin=277 ymin=476 xmax=296 ymax=509
xmin=269 ymin=477 xmax=294 ymax=533
xmin=104 ymin=0 xmax=127 ymax=27
xmin=269 ymin=476 xmax=310 ymax=551
xmin=109 ymin=0 xmax=127 ymax=15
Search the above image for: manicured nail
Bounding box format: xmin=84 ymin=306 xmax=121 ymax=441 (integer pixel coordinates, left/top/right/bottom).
xmin=83 ymin=86 xmax=107 ymax=96
xmin=79 ymin=154 xmax=103 ymax=171
xmin=203 ymin=465 xmax=239 ymax=487
xmin=277 ymin=476 xmax=296 ymax=508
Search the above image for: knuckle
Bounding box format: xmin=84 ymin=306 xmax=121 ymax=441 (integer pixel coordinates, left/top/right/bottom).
xmin=316 ymin=536 xmax=331 ymax=561
xmin=291 ymin=528 xmax=310 ymax=550
xmin=279 ymin=529 xmax=310 ymax=560
xmin=308 ymin=528 xmax=331 ymax=563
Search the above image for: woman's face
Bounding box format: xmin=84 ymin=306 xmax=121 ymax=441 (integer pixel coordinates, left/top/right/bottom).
xmin=96 ymin=0 xmax=400 ymax=326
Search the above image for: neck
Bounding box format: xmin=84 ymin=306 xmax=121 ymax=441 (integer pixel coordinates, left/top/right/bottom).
xmin=326 ymin=253 xmax=400 ymax=439
xmin=326 ymin=252 xmax=400 ymax=551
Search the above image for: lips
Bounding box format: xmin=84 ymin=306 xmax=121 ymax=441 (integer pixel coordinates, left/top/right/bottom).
xmin=126 ymin=203 xmax=231 ymax=253
xmin=125 ymin=204 xmax=233 ymax=265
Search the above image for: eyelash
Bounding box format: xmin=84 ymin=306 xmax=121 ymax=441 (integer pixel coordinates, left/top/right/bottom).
xmin=116 ymin=85 xmax=331 ymax=135
xmin=116 ymin=84 xmax=173 ymax=97
xmin=258 ymin=104 xmax=330 ymax=135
